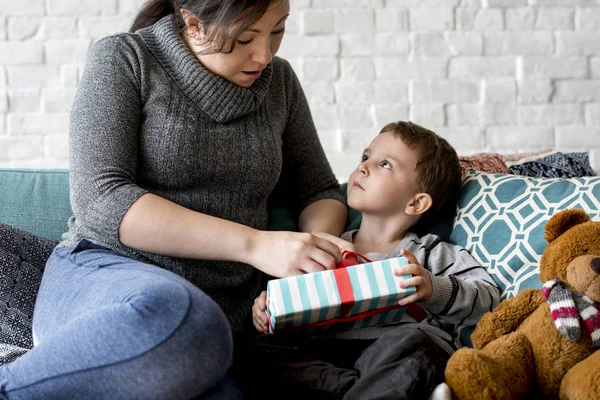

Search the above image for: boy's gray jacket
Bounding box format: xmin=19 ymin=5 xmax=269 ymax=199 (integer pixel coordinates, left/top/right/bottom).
xmin=329 ymin=231 xmax=501 ymax=354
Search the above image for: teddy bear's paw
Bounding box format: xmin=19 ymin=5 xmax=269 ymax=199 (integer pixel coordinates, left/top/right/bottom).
xmin=446 ymin=334 xmax=534 ymax=400
xmin=560 ymin=351 xmax=600 ymax=400
xmin=445 ymin=348 xmax=512 ymax=400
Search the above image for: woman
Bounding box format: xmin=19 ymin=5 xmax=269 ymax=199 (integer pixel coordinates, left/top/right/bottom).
xmin=0 ymin=0 xmax=347 ymax=398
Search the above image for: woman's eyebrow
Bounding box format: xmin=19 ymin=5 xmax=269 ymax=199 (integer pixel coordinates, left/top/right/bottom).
xmin=246 ymin=14 xmax=289 ymax=33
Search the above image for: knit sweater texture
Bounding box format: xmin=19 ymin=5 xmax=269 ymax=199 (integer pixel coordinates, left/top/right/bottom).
xmin=61 ymin=15 xmax=344 ymax=333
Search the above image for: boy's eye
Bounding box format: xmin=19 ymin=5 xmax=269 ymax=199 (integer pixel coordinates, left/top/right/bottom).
xmin=272 ymin=28 xmax=285 ymax=36
xmin=237 ymin=38 xmax=252 ymax=45
xmin=360 ymin=155 xmax=368 ymax=162
xmin=381 ymin=160 xmax=392 ymax=169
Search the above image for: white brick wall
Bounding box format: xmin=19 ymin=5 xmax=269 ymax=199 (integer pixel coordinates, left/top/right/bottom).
xmin=1 ymin=0 xmax=599 ymax=179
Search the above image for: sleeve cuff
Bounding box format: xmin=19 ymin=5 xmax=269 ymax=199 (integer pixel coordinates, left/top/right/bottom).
xmin=418 ymin=273 xmax=454 ymax=315
xmin=82 ymin=183 xmax=148 ymax=246
xmin=299 ymin=187 xmax=346 ymax=211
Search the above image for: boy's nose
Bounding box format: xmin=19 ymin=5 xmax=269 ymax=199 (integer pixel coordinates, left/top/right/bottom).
xmin=357 ymin=163 xmax=368 ymax=175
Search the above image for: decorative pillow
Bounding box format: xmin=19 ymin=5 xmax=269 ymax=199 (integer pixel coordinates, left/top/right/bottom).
xmin=450 ymin=171 xmax=600 ymax=300
xmin=507 ymin=151 xmax=595 ymax=178
xmin=0 ymin=222 xmax=58 ymax=364
xmin=503 ymin=148 xmax=553 ymax=162
xmin=458 ymin=153 xmax=508 ymax=176
xmin=0 ymin=343 xmax=29 ymax=365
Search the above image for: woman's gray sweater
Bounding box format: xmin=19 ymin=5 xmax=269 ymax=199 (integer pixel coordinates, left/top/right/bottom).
xmin=62 ymin=15 xmax=344 ymax=333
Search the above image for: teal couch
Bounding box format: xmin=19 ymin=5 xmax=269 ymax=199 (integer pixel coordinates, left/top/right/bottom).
xmin=1 ymin=167 xmax=598 ymax=367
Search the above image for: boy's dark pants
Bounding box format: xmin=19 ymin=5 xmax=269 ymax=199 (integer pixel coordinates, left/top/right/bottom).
xmin=234 ymin=324 xmax=449 ymax=400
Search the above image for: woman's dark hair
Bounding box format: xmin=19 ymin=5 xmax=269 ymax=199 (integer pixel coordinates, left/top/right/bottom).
xmin=130 ymin=0 xmax=276 ymax=53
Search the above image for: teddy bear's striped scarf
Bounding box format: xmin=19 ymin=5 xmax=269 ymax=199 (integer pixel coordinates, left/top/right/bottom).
xmin=542 ymin=280 xmax=600 ymax=348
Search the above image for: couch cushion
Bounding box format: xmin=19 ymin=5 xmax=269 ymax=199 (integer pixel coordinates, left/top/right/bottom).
xmin=0 ymin=169 xmax=72 ymax=242
xmin=0 ymin=222 xmax=58 ymax=363
xmin=450 ymin=171 xmax=600 ymax=300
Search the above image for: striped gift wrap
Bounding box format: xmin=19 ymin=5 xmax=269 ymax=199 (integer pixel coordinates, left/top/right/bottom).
xmin=265 ymin=257 xmax=415 ymax=333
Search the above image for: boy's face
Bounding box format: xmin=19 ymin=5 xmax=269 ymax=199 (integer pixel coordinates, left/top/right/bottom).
xmin=347 ymin=131 xmax=421 ymax=217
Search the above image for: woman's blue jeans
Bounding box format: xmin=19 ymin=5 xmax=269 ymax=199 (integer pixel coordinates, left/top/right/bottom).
xmin=0 ymin=240 xmax=242 ymax=399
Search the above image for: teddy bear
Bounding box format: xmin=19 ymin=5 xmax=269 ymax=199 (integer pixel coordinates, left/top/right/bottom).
xmin=444 ymin=208 xmax=600 ymax=399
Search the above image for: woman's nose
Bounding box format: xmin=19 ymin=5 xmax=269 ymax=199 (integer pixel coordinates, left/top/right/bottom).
xmin=252 ymin=41 xmax=272 ymax=66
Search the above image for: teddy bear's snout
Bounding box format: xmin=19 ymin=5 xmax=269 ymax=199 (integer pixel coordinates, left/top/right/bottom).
xmin=566 ymin=255 xmax=600 ymax=301
xmin=591 ymin=258 xmax=600 ymax=274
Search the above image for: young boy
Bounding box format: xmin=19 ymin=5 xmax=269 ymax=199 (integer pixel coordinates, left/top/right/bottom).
xmin=247 ymin=121 xmax=500 ymax=399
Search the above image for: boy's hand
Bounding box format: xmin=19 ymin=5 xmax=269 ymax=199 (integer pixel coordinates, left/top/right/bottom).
xmin=252 ymin=291 xmax=269 ymax=333
xmin=313 ymin=232 xmax=356 ymax=254
xmin=394 ymin=249 xmax=433 ymax=306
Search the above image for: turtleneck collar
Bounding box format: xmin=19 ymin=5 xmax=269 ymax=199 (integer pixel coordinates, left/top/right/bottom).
xmin=137 ymin=15 xmax=273 ymax=123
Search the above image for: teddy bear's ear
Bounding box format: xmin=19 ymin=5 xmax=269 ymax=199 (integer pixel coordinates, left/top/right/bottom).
xmin=545 ymin=208 xmax=591 ymax=243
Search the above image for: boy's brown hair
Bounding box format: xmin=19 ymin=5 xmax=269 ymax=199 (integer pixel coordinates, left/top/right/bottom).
xmin=379 ymin=121 xmax=462 ymax=221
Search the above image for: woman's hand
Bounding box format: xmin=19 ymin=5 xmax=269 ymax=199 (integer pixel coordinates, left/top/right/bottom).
xmin=246 ymin=231 xmax=343 ymax=278
xmin=313 ymin=232 xmax=356 ymax=255
xmin=395 ymin=249 xmax=433 ymax=305
xmin=252 ymin=291 xmax=269 ymax=333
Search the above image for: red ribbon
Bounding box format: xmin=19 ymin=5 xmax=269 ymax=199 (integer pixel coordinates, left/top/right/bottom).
xmin=333 ymin=267 xmax=354 ymax=318
xmin=334 ymin=251 xmax=372 ymax=318
xmin=338 ymin=250 xmax=372 ymax=267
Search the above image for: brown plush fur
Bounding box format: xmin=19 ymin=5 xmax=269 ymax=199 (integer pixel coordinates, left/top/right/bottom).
xmin=445 ymin=209 xmax=600 ymax=400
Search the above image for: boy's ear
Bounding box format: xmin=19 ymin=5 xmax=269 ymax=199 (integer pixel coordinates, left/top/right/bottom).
xmin=405 ymin=193 xmax=432 ymax=216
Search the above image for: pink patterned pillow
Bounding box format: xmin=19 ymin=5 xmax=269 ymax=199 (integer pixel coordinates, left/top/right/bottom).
xmin=459 ymin=153 xmax=508 ymax=176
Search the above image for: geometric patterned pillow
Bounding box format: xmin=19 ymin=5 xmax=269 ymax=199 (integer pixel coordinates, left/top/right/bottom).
xmin=450 ymin=171 xmax=600 ymax=300
xmin=0 ymin=222 xmax=57 ymax=364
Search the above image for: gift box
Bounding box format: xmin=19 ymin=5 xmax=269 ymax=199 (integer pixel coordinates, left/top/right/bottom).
xmin=265 ymin=256 xmax=415 ymax=333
